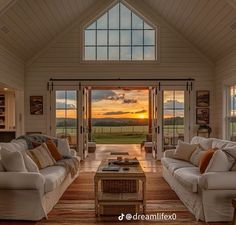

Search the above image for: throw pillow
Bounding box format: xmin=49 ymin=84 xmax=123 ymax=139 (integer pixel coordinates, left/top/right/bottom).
xmin=27 ymin=144 xmax=55 ymax=169
xmin=222 ymin=147 xmax=236 ymax=171
xmin=21 ymin=151 xmax=39 ymax=173
xmin=57 ymin=138 xmax=71 ymax=156
xmin=205 ymin=150 xmax=235 ymax=173
xmin=173 ymin=140 xmax=198 ymax=161
xmin=1 ymin=148 xmax=27 ymax=172
xmin=199 ymin=149 xmax=215 ymax=174
xmin=0 ymin=159 xmax=5 ymax=171
xmin=190 ymin=146 xmax=205 ymax=166
xmin=45 ymin=139 xmax=62 ymax=161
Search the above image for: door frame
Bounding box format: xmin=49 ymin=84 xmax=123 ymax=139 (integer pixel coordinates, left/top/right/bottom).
xmin=48 ymin=80 xmax=194 ymax=159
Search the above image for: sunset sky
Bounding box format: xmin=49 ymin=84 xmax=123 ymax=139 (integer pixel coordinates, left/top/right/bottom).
xmin=92 ymin=89 xmax=149 ymax=119
xmin=55 ymin=89 xmax=185 ymax=119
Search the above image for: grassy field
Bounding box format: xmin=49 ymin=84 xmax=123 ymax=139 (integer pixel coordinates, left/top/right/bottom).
xmin=92 ymin=133 xmax=146 ymax=144
xmin=56 ymin=125 xmax=185 ymax=144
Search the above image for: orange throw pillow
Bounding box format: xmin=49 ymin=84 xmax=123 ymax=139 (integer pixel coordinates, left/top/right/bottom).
xmin=199 ymin=149 xmax=215 ymax=174
xmin=45 ymin=140 xmax=62 ymax=161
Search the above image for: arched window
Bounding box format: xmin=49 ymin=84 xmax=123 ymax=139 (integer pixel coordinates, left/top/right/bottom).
xmin=84 ymin=2 xmax=156 ymax=61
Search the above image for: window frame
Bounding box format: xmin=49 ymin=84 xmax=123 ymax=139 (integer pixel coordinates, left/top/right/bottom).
xmin=80 ymin=1 xmax=160 ymax=64
xmin=226 ymin=85 xmax=236 ymax=141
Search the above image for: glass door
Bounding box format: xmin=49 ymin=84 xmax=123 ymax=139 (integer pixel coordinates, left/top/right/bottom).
xmin=162 ymin=89 xmax=189 ymax=150
xmin=82 ymin=87 xmax=89 ymax=158
xmin=54 ymin=89 xmax=78 ymax=149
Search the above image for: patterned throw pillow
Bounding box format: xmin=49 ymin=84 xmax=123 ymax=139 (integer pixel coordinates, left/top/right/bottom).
xmin=27 ymin=143 xmax=55 ymax=169
xmin=31 ymin=139 xmax=62 ymax=161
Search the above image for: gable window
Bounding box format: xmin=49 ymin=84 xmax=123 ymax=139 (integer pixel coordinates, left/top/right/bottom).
xmin=226 ymin=85 xmax=236 ymax=141
xmin=84 ymin=2 xmax=156 ymax=61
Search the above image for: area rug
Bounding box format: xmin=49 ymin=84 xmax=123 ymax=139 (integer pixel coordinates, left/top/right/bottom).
xmin=110 ymin=152 xmax=129 ymax=155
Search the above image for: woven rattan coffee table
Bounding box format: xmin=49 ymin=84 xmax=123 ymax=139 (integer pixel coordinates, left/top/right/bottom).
xmin=94 ymin=159 xmax=146 ymax=216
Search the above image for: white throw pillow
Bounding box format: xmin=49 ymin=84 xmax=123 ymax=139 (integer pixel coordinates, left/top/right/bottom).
xmin=190 ymin=147 xmax=205 ymax=166
xmin=1 ymin=148 xmax=27 ymax=172
xmin=173 ymin=140 xmax=198 ymax=162
xmin=0 ymin=159 xmax=5 ymax=171
xmin=57 ymin=138 xmax=71 ymax=156
xmin=21 ymin=151 xmax=39 ymax=173
xmin=205 ymin=150 xmax=234 ymax=173
xmin=222 ymin=147 xmax=236 ymax=171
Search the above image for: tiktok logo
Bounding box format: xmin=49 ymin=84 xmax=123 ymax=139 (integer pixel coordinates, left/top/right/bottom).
xmin=118 ymin=213 xmax=125 ymax=221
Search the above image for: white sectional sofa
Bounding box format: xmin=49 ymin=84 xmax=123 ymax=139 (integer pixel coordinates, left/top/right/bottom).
xmin=0 ymin=139 xmax=80 ymax=221
xmin=162 ymin=136 xmax=236 ymax=222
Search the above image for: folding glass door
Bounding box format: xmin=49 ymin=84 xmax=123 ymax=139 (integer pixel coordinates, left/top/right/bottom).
xmin=151 ymin=85 xmax=191 ymax=159
xmin=50 ymin=85 xmax=89 ymax=159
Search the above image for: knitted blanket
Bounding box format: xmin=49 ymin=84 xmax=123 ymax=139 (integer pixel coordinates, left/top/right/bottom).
xmin=56 ymin=156 xmax=80 ymax=178
xmin=17 ymin=135 xmax=58 ymax=149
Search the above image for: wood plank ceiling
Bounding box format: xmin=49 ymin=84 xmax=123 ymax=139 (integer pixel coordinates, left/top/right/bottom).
xmin=0 ymin=0 xmax=236 ymax=62
xmin=0 ymin=0 xmax=96 ymax=60
xmin=145 ymin=0 xmax=236 ymax=61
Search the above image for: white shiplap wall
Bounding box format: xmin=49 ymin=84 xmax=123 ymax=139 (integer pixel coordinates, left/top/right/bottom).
xmin=215 ymin=50 xmax=236 ymax=138
xmin=25 ymin=16 xmax=214 ymax=135
xmin=0 ymin=43 xmax=25 ymax=136
xmin=0 ymin=44 xmax=24 ymax=90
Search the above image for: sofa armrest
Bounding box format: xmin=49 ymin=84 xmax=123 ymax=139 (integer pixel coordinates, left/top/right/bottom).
xmin=70 ymin=149 xmax=77 ymax=157
xmin=0 ymin=172 xmax=45 ymax=191
xmin=199 ymin=171 xmax=236 ymax=190
xmin=164 ymin=149 xmax=175 ymax=158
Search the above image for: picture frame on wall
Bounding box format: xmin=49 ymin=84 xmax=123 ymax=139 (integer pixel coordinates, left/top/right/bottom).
xmin=196 ymin=108 xmax=209 ymax=125
xmin=30 ymin=96 xmax=43 ymax=115
xmin=196 ymin=90 xmax=210 ymax=107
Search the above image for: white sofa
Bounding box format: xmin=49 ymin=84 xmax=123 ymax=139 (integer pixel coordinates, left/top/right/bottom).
xmin=0 ymin=139 xmax=80 ymax=221
xmin=162 ymin=136 xmax=236 ymax=222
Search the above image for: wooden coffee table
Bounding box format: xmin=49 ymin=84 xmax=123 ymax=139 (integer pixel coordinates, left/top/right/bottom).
xmin=233 ymin=199 xmax=236 ymax=225
xmin=94 ymin=159 xmax=146 ymax=216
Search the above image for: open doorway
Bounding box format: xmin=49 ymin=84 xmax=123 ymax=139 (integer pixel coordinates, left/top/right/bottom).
xmin=50 ymin=79 xmax=192 ymax=160
xmin=0 ymin=84 xmax=16 ymax=142
xmin=91 ymin=88 xmax=149 ymax=145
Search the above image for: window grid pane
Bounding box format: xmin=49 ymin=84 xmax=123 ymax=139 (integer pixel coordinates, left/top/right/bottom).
xmin=84 ymin=2 xmax=156 ymax=61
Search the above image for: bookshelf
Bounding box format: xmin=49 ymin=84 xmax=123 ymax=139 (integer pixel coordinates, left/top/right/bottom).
xmin=0 ymin=94 xmax=6 ymax=129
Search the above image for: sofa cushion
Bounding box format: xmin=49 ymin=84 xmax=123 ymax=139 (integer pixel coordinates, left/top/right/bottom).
xmin=57 ymin=138 xmax=71 ymax=156
xmin=191 ymin=136 xmax=212 ymax=150
xmin=174 ymin=167 xmax=201 ymax=193
xmin=173 ymin=140 xmax=198 ymax=161
xmin=0 ymin=159 xmax=5 ymax=171
xmin=211 ymin=138 xmax=233 ymax=149
xmin=0 ymin=139 xmax=27 ymax=152
xmin=40 ymin=166 xmax=67 ymax=193
xmin=205 ymin=150 xmax=234 ymax=173
xmin=222 ymin=147 xmax=236 ymax=171
xmin=190 ymin=147 xmax=205 ymax=166
xmin=1 ymin=148 xmax=27 ymax=172
xmin=162 ymin=157 xmax=194 ymax=174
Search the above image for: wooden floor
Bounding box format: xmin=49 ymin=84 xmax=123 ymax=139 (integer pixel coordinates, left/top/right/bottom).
xmin=0 ymin=144 xmax=230 ymax=225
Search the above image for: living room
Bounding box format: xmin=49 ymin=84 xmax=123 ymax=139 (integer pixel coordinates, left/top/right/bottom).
xmin=0 ymin=0 xmax=236 ymax=224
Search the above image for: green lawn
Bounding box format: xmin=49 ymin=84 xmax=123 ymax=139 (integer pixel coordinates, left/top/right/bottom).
xmin=92 ymin=133 xmax=146 ymax=144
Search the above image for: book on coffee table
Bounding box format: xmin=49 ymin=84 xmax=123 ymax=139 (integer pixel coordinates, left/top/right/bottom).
xmin=102 ymin=165 xmax=120 ymax=172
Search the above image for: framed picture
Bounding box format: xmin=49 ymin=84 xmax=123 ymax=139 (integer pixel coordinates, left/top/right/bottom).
xmin=30 ymin=96 xmax=43 ymax=115
xmin=196 ymin=90 xmax=210 ymax=107
xmin=196 ymin=108 xmax=209 ymax=125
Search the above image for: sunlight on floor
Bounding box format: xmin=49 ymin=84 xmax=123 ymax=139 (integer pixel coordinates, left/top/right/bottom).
xmin=80 ymin=144 xmax=160 ymax=173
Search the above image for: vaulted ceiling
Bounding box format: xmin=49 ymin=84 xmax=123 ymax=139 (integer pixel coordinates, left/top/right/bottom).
xmin=0 ymin=0 xmax=236 ymax=63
